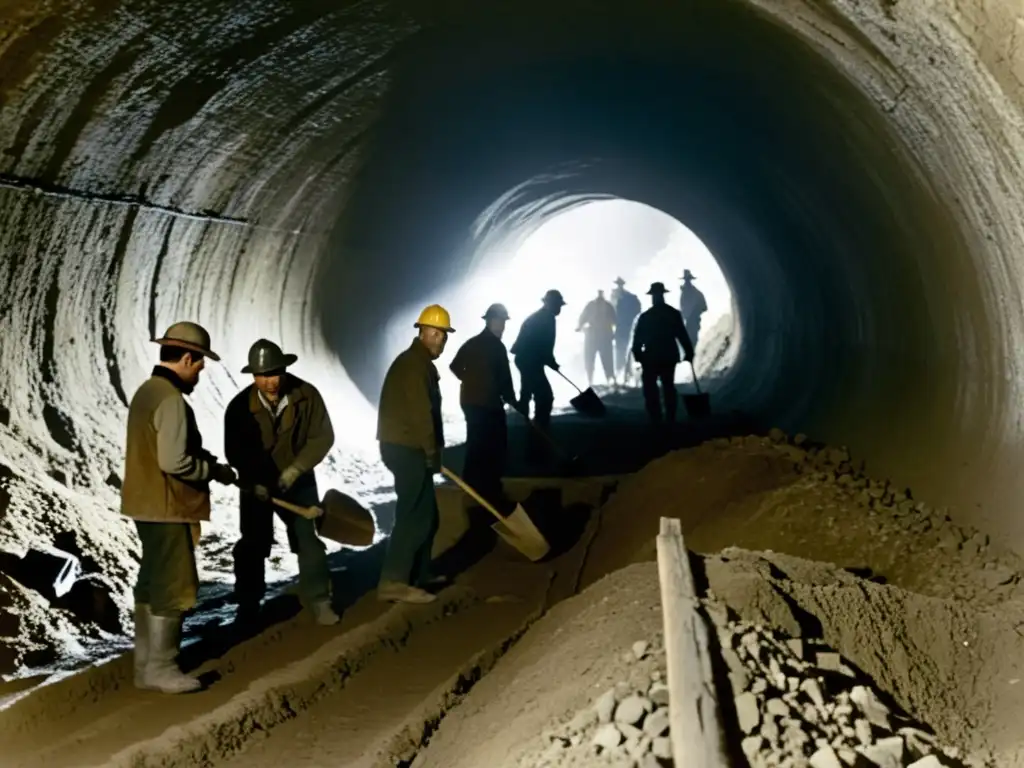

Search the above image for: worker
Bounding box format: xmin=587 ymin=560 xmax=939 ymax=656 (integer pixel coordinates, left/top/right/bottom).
xmin=679 ymin=269 xmax=708 ymax=350
xmin=224 ymin=339 xmax=338 ymax=628
xmin=510 ymin=289 xmax=565 ymax=462
xmin=121 ymin=322 xmax=237 ymax=694
xmin=611 ymin=277 xmax=641 ymax=381
xmin=632 ymin=282 xmax=695 ymax=424
xmin=449 ymin=303 xmax=521 ymax=511
xmin=376 ymin=304 xmax=453 ymax=604
xmin=576 ymin=289 xmax=617 ymax=388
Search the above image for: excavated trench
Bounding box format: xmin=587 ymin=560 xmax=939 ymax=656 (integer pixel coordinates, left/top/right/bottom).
xmin=2 ymin=0 xmax=1024 ymax=758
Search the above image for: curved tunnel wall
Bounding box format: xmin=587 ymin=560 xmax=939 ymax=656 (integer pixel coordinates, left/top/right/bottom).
xmin=0 ymin=0 xmax=1023 ymax=590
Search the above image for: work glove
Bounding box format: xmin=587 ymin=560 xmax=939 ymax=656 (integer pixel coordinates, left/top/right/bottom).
xmin=211 ymin=463 xmax=237 ymax=486
xmin=252 ymin=484 xmax=271 ymax=502
xmin=548 ymin=361 xmax=560 ymax=372
xmin=277 ymin=465 xmax=302 ymax=493
xmin=683 ymin=349 xmax=695 ymax=363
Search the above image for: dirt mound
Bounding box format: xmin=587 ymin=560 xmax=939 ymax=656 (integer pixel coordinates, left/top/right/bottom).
xmin=704 ymin=548 xmax=1024 ymax=766
xmin=580 ymin=434 xmax=1024 ymax=606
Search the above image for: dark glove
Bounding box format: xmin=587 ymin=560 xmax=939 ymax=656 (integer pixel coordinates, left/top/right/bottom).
xmin=252 ymin=484 xmax=271 ymax=502
xmin=277 ymin=465 xmax=302 ymax=493
xmin=548 ymin=361 xmax=560 ymax=372
xmin=683 ymin=349 xmax=695 ymax=363
xmin=211 ymin=463 xmax=237 ymax=486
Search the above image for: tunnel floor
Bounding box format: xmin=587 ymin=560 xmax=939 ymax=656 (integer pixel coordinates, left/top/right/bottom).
xmin=1 ymin=428 xmax=1023 ymax=767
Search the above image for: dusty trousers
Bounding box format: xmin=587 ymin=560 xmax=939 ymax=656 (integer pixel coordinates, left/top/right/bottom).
xmin=584 ymin=334 xmax=615 ymax=384
xmin=614 ymin=332 xmax=631 ymax=375
xmin=462 ymin=405 xmax=508 ymax=509
xmin=684 ymin=317 xmax=701 ymax=349
xmin=641 ymin=363 xmax=678 ymax=423
xmin=515 ymin=361 xmax=553 ymax=426
xmin=134 ymin=521 xmax=199 ymax=616
xmin=380 ymin=442 xmax=440 ymax=588
xmin=232 ymin=488 xmax=330 ymax=610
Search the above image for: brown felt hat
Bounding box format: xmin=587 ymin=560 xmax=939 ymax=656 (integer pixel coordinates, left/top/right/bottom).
xmin=152 ymin=321 xmax=220 ymax=361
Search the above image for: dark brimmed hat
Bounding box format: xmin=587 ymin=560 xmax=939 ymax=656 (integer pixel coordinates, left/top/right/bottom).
xmin=152 ymin=322 xmax=220 ymax=361
xmin=241 ymin=339 xmax=297 ymax=375
xmin=542 ymin=289 xmax=566 ymax=306
xmin=647 ymin=282 xmax=669 ymax=295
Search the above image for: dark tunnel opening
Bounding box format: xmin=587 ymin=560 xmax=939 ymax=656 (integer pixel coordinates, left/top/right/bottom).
xmin=318 ymin=0 xmax=974 ymax=499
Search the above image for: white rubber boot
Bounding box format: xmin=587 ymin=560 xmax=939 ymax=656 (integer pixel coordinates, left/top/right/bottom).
xmin=311 ymin=600 xmax=340 ymax=626
xmin=133 ymin=603 xmax=151 ymax=689
xmin=140 ymin=613 xmax=201 ymax=694
xmin=377 ymin=581 xmax=437 ymax=604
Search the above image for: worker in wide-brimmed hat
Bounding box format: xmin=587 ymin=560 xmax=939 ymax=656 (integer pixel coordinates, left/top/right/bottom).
xmin=121 ymin=322 xmax=237 ymax=694
xmin=510 ymin=289 xmax=565 ymax=463
xmin=376 ymin=304 xmax=455 ymax=604
xmin=224 ymin=339 xmax=338 ymax=627
xmin=611 ymin=277 xmax=641 ymax=383
xmin=632 ymin=283 xmax=695 ymax=425
xmin=576 ymin=290 xmax=617 ymax=388
xmin=449 ymin=303 xmax=521 ymax=514
xmin=679 ymin=269 xmax=708 ymax=350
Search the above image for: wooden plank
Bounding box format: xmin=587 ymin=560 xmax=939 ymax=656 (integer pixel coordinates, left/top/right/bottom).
xmin=656 ymin=517 xmax=731 ymax=767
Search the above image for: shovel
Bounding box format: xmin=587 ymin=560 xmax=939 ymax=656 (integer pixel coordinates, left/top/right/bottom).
xmin=243 ymin=485 xmax=377 ymax=547
xmin=682 ymin=360 xmax=711 ymax=419
xmin=554 ymin=369 xmax=606 ymax=417
xmin=440 ymin=466 xmax=550 ymax=562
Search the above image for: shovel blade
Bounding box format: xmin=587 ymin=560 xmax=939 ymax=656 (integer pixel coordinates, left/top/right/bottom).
xmin=491 ymin=503 xmax=550 ymax=562
xmin=317 ymin=489 xmax=376 ymax=547
xmin=569 ymin=388 xmax=606 ymax=417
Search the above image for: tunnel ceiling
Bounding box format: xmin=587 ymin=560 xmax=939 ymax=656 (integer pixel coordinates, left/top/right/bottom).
xmin=3 ymin=0 xmax=1024 ymax=557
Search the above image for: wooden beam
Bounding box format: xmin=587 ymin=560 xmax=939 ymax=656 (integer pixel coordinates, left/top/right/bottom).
xmin=656 ymin=517 xmax=731 ymax=767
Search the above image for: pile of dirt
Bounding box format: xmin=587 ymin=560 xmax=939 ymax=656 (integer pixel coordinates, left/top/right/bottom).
xmin=706 ymin=600 xmax=966 ymax=767
xmin=704 ymin=548 xmax=1024 ymax=766
xmin=579 ymin=432 xmax=1024 ymax=606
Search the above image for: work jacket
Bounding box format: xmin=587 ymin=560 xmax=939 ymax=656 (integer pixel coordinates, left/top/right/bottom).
xmin=510 ymin=308 xmax=557 ymax=369
xmin=680 ymin=283 xmax=708 ymax=325
xmin=449 ymin=328 xmax=517 ymax=410
xmin=121 ymin=366 xmax=214 ymax=524
xmin=612 ymin=290 xmax=642 ymax=339
xmin=224 ymin=375 xmax=334 ymax=506
xmin=377 ymin=339 xmax=444 ymax=460
xmin=632 ymin=303 xmax=695 ymax=366
xmin=577 ymin=298 xmax=616 ymax=341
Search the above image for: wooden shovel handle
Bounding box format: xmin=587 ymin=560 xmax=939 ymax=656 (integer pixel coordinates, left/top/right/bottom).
xmin=270 ymin=496 xmax=322 ymax=520
xmin=440 ymin=467 xmax=507 ymax=525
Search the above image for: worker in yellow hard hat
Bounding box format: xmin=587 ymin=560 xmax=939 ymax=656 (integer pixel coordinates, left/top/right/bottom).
xmin=375 ymin=304 xmax=454 ymax=604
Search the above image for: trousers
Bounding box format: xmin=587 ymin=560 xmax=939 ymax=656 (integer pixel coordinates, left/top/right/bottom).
xmin=380 ymin=442 xmax=440 ymax=587
xmin=584 ymin=335 xmax=615 ymax=384
xmin=462 ymin=405 xmax=508 ymax=511
xmin=515 ymin=361 xmax=553 ymax=426
xmin=134 ymin=521 xmax=199 ymax=616
xmin=232 ymin=489 xmax=330 ymax=609
xmin=641 ymin=363 xmax=678 ymax=423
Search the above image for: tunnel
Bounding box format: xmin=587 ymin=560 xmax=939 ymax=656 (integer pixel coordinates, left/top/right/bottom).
xmin=2 ymin=0 xmax=1024 ymax=696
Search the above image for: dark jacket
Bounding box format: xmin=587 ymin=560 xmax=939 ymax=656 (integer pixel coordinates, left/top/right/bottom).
xmin=613 ymin=290 xmax=642 ymax=338
xmin=224 ymin=375 xmax=334 ymax=504
xmin=449 ymin=328 xmax=517 ymax=410
xmin=377 ymin=339 xmax=444 ymax=460
xmin=631 ymin=303 xmax=695 ymax=366
xmin=510 ymin=308 xmax=557 ymax=369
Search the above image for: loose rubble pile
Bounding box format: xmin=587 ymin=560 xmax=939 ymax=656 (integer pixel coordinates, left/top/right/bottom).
xmin=704 ymin=601 xmax=972 ymax=768
xmin=519 ymin=637 xmax=674 ymax=767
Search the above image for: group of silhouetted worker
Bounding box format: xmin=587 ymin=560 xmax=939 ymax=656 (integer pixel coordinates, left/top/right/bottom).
xmin=119 ymin=272 xmax=708 ymax=694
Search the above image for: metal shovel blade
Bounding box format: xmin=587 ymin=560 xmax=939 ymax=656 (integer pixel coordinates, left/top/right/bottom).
xmin=569 ymin=387 xmax=606 ymax=417
xmin=492 ymin=503 xmax=551 ymax=562
xmin=316 ymin=489 xmax=376 ymax=547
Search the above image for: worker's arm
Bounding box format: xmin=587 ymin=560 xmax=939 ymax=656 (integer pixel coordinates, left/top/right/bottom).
xmin=675 ymin=312 xmax=695 ymax=362
xmin=631 ymin=316 xmax=645 ymax=360
xmin=403 ymin=358 xmax=438 ymax=458
xmin=576 ymin=306 xmax=588 ymax=332
xmin=449 ymin=343 xmax=467 ymax=380
xmin=497 ymin=346 xmax=518 ymax=407
xmin=289 ymin=388 xmax=335 ymax=475
xmin=543 ymin=315 xmax=559 ymax=368
xmin=154 ymin=395 xmax=211 ymax=482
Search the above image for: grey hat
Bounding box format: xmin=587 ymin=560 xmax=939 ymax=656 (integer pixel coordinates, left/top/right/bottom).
xmin=542 ymin=289 xmax=566 ymax=306
xmin=482 ymin=303 xmax=510 ymax=320
xmin=153 ymin=321 xmax=220 ymax=361
xmin=682 ymin=269 xmax=696 ymax=281
xmin=241 ymin=339 xmax=297 ymax=375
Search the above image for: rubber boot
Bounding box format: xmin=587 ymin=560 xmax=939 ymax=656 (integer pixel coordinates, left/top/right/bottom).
xmin=310 ymin=599 xmax=340 ymax=626
xmin=133 ymin=603 xmax=151 ymax=689
xmin=141 ymin=613 xmax=201 ymax=694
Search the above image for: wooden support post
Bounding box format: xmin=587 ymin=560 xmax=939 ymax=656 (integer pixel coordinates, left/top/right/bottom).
xmin=656 ymin=517 xmax=731 ymax=767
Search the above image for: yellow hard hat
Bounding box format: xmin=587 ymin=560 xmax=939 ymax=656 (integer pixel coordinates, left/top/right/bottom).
xmin=414 ymin=304 xmax=455 ymax=333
